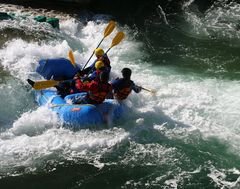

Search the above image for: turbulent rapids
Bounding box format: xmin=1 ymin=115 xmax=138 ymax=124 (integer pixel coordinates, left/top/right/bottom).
xmin=0 ymin=1 xmax=240 ymax=188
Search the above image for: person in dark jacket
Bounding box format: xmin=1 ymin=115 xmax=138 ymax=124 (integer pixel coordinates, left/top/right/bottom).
xmin=111 ymin=68 xmax=141 ymax=101
xmin=55 ymin=80 xmax=73 ymax=98
xmin=81 ymin=60 xmax=105 ymax=82
xmin=73 ymin=71 xmax=112 ymax=104
xmin=55 ymin=60 xmax=106 ymax=97
xmin=78 ymin=48 xmax=111 ymax=77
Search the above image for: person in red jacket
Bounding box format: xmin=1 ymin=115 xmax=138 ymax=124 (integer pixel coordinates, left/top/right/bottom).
xmin=55 ymin=61 xmax=105 ymax=97
xmin=73 ymin=71 xmax=112 ymax=104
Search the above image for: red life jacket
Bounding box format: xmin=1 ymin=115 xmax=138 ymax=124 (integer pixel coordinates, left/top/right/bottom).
xmin=70 ymin=78 xmax=85 ymax=94
xmin=75 ymin=78 xmax=83 ymax=90
xmin=114 ymin=87 xmax=132 ymax=100
xmin=88 ymin=81 xmax=112 ymax=104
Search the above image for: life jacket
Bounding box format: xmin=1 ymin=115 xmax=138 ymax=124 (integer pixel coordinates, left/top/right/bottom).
xmin=70 ymin=78 xmax=86 ymax=94
xmin=75 ymin=78 xmax=83 ymax=89
xmin=88 ymin=82 xmax=112 ymax=104
xmin=113 ymin=79 xmax=133 ymax=100
xmin=102 ymin=55 xmax=110 ymax=66
xmin=89 ymin=70 xmax=102 ymax=82
xmin=114 ymin=86 xmax=132 ymax=100
xmin=99 ymin=55 xmax=111 ymax=74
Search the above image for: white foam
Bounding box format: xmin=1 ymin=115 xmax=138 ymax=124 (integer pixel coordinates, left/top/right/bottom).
xmin=183 ymin=0 xmax=240 ymax=39
xmin=164 ymin=179 xmax=178 ymax=189
xmin=1 ymin=11 xmax=240 ymax=177
xmin=0 ymin=39 xmax=71 ymax=82
xmin=60 ymin=19 xmax=81 ymax=36
xmin=146 ymin=68 xmax=240 ymax=149
xmin=0 ymin=127 xmax=128 ymax=175
xmin=10 ymin=106 xmax=61 ymax=136
xmin=57 ymin=19 xmax=240 ymax=156
xmin=208 ymin=166 xmax=240 ymax=188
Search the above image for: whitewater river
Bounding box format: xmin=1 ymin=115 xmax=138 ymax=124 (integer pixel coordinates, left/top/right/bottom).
xmin=0 ymin=1 xmax=240 ymax=188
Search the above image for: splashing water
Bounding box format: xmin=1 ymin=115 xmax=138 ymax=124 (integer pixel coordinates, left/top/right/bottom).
xmin=0 ymin=2 xmax=240 ymax=188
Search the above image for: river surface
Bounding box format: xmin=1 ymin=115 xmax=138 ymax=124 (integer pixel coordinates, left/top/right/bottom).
xmin=0 ymin=1 xmax=240 ymax=188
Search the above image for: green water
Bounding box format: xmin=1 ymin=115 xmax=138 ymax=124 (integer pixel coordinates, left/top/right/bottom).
xmin=0 ymin=1 xmax=240 ymax=188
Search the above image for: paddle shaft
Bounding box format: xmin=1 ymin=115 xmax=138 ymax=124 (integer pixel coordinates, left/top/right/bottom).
xmin=84 ymin=31 xmax=125 ymax=76
xmin=105 ymin=47 xmax=112 ymax=54
xmin=140 ymin=86 xmax=157 ymax=94
xmin=82 ymin=37 xmax=104 ymax=70
xmin=82 ymin=21 xmax=116 ymax=70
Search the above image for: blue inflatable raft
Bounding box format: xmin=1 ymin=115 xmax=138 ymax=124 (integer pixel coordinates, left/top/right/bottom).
xmin=35 ymin=90 xmax=124 ymax=128
xmin=34 ymin=58 xmax=124 ymax=128
xmin=36 ymin=58 xmax=80 ymax=80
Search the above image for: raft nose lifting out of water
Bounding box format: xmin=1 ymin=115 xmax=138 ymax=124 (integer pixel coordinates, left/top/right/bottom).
xmin=33 ymin=58 xmax=125 ymax=128
xmin=36 ymin=58 xmax=80 ymax=80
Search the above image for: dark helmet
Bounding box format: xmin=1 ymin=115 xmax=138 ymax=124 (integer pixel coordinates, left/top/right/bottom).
xmin=100 ymin=71 xmax=109 ymax=82
xmin=121 ymin=68 xmax=132 ymax=79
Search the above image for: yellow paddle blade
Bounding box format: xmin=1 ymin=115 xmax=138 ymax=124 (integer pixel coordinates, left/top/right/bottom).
xmin=68 ymin=50 xmax=76 ymax=67
xmin=104 ymin=20 xmax=116 ymax=38
xmin=33 ymin=80 xmax=60 ymax=90
xmin=111 ymin=31 xmax=125 ymax=48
